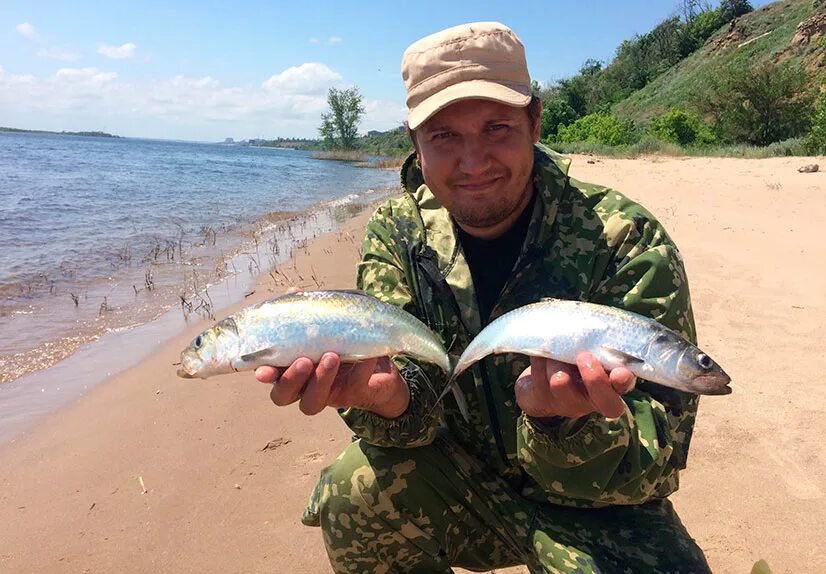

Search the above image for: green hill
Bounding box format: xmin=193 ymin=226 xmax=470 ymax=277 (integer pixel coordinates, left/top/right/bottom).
xmin=614 ymin=0 xmax=825 ymax=123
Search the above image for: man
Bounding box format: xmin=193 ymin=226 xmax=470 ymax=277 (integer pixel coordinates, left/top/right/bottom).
xmin=256 ymin=22 xmax=710 ymax=573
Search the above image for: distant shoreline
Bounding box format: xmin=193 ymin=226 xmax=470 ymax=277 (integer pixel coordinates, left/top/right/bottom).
xmin=0 ymin=126 xmax=120 ymax=138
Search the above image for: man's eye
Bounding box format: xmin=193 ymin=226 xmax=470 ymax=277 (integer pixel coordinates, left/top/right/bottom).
xmin=433 ymin=131 xmax=454 ymax=140
xmin=487 ymin=124 xmax=508 ymax=132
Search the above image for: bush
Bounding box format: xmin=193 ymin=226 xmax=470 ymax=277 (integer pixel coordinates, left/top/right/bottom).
xmin=649 ymin=109 xmax=716 ymax=146
xmin=698 ymin=62 xmax=815 ymax=146
xmin=763 ymin=137 xmax=807 ymax=157
xmin=804 ymin=93 xmax=826 ymax=155
xmin=557 ymin=113 xmax=639 ymax=146
xmin=627 ymin=135 xmax=685 ymax=156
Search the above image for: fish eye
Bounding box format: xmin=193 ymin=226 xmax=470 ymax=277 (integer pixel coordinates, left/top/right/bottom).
xmin=697 ymin=353 xmax=713 ymax=370
xmin=194 ymin=335 xmax=203 ymax=348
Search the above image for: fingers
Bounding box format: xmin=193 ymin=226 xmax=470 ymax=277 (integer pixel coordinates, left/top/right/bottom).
xmin=328 ymin=358 xmax=379 ymax=408
xmin=265 ymin=354 xmax=391 ymax=416
xmin=255 ymin=366 xmax=280 ymax=384
xmin=609 ymin=366 xmax=636 ymax=395
xmin=298 ymin=353 xmax=340 ymax=416
xmin=269 ymin=357 xmax=314 ymax=406
xmin=576 ymin=353 xmax=626 ymax=419
xmin=516 ymin=354 xmax=631 ymax=420
xmin=514 ymin=359 xmax=551 ymax=415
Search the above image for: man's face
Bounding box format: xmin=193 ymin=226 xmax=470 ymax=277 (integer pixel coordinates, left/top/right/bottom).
xmin=415 ymin=98 xmax=541 ymax=238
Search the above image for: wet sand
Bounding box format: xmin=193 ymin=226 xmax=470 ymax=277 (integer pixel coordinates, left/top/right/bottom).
xmin=0 ymin=154 xmax=823 ymax=573
xmin=0 ymin=194 xmax=387 ymax=385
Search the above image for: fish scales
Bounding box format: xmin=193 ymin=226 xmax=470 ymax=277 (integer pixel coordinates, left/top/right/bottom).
xmin=448 ymin=298 xmax=731 ymax=397
xmin=467 ymin=301 xmax=660 ymax=368
xmin=237 ymin=291 xmax=448 ymax=369
xmin=177 ymin=290 xmax=451 ymax=378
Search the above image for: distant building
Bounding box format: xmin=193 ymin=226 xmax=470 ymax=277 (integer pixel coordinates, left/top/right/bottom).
xmin=224 ymin=137 xmax=235 ymax=144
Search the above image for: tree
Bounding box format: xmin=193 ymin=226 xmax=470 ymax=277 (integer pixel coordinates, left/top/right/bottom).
xmin=698 ymin=62 xmax=815 ymax=146
xmin=718 ymin=0 xmax=753 ymax=21
xmin=557 ymin=59 xmax=604 ymax=117
xmin=319 ymin=87 xmax=365 ymax=150
xmin=540 ymin=98 xmax=578 ymax=140
xmin=805 ymin=92 xmax=826 ymax=155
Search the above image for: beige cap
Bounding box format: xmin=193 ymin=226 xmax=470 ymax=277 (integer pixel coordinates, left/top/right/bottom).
xmin=401 ymin=22 xmax=532 ymax=130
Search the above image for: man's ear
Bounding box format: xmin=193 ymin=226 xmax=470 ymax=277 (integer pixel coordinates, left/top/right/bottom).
xmin=532 ymin=99 xmax=543 ymax=143
xmin=406 ymin=123 xmax=420 ymax=155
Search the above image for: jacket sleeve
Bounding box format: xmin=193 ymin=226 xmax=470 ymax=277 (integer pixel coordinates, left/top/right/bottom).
xmin=337 ymin=203 xmax=443 ymax=448
xmin=516 ymin=205 xmax=700 ymax=506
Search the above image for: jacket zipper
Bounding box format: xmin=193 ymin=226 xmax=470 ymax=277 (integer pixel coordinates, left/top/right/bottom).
xmin=416 ymin=245 xmax=512 ymax=469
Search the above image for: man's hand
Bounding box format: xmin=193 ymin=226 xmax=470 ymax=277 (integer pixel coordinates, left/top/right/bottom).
xmin=515 ymin=352 xmax=636 ymax=420
xmin=255 ymin=354 xmax=410 ymax=419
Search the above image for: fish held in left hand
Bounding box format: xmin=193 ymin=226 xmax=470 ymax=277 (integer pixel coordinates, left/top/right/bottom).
xmin=177 ymin=290 xmax=451 ymax=379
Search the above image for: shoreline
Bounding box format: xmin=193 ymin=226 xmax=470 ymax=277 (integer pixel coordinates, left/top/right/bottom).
xmin=0 ymin=127 xmax=120 ymax=138
xmin=0 ymin=154 xmax=823 ymax=573
xmin=0 ymin=188 xmax=393 ymax=387
xmin=0 ymin=192 xmax=391 ymax=444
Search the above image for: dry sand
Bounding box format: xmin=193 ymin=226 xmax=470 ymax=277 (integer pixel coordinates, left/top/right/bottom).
xmin=0 ymin=155 xmax=823 ymax=574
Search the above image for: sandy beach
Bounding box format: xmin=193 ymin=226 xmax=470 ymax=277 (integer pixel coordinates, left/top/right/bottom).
xmin=0 ymin=154 xmax=823 ymax=574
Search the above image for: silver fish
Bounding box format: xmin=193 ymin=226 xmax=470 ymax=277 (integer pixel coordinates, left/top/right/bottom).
xmin=177 ymin=290 xmax=467 ymax=414
xmin=438 ymin=298 xmax=731 ymax=407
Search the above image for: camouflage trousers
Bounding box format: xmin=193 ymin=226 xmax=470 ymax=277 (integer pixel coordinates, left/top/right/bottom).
xmin=302 ymin=432 xmax=710 ymax=574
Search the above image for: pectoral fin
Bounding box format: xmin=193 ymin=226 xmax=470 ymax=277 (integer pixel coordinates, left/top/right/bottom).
xmin=239 ymin=348 xmax=281 ymax=364
xmin=598 ymin=346 xmax=644 ymax=370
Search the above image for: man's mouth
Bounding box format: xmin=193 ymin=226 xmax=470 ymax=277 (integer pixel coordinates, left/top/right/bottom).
xmin=454 ymin=177 xmax=501 ymax=192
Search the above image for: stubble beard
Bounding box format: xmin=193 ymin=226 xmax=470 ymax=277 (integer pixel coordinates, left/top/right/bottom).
xmin=449 ymin=178 xmax=532 ymax=229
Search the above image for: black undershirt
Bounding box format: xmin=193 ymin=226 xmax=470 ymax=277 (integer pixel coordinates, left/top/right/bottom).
xmin=456 ymin=190 xmax=536 ymax=324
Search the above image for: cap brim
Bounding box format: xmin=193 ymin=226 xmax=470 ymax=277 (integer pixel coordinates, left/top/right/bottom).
xmin=407 ymin=80 xmax=532 ymax=129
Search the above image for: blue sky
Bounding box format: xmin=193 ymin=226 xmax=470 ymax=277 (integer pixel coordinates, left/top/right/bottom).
xmin=1 ymin=0 xmax=772 ymax=141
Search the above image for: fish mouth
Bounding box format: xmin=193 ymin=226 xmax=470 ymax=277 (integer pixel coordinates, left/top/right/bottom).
xmin=177 ymin=367 xmax=195 ymax=379
xmin=693 ymin=374 xmax=732 ymax=395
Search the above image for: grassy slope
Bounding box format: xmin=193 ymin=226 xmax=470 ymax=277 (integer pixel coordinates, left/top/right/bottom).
xmin=613 ymin=0 xmax=823 ymax=124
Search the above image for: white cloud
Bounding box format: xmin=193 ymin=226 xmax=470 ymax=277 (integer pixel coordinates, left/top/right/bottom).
xmin=328 ymin=36 xmax=343 ymax=45
xmin=97 ymin=42 xmax=136 ymax=59
xmin=0 ymin=66 xmax=36 ymax=85
xmin=55 ymin=67 xmax=118 ymax=86
xmin=0 ymin=62 xmax=388 ymax=140
xmin=262 ymin=62 xmax=342 ymax=95
xmin=362 ymin=99 xmax=408 ymax=132
xmin=309 ymin=38 xmax=320 ymax=44
xmin=16 ymin=22 xmax=38 ymax=39
xmin=36 ymin=48 xmax=80 ymax=61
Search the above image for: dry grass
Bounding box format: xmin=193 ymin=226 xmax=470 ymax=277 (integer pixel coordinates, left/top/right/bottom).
xmin=360 ymin=156 xmax=406 ymax=169
xmin=311 ymin=150 xmax=368 ymax=162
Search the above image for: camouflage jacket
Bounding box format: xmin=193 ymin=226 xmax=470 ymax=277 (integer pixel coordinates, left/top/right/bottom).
xmin=340 ymin=144 xmax=700 ymax=508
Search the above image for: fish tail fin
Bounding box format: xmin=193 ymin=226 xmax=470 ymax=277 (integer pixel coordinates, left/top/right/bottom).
xmin=447 ymin=352 xmax=461 ymax=374
xmin=428 ymin=373 xmax=470 ymax=423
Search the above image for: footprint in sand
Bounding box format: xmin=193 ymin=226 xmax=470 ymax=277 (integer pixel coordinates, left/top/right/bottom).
xmin=301 ymin=451 xmax=323 ymax=463
xmin=260 ymin=437 xmax=291 ymax=452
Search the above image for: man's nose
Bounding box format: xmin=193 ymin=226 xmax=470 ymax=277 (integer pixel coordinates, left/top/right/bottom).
xmin=457 ymin=136 xmax=492 ymax=175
